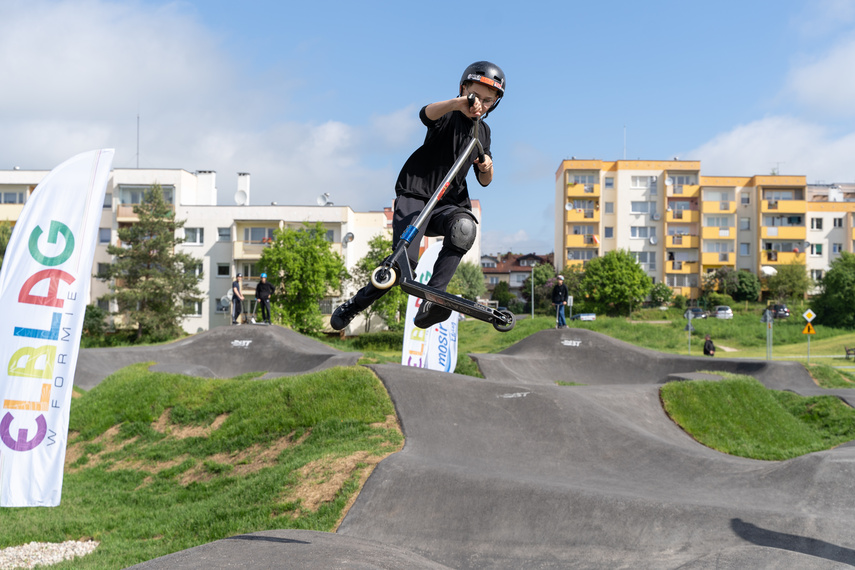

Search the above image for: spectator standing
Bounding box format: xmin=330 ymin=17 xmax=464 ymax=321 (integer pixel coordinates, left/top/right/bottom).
xmin=552 ymin=275 xmax=569 ymax=329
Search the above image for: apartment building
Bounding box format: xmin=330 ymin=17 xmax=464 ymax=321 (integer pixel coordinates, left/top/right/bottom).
xmin=555 ymin=159 xmax=852 ymax=300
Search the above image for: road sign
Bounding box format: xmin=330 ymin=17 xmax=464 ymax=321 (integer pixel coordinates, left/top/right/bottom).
xmin=803 ymin=309 xmax=816 ymax=322
xmin=802 ymin=322 xmax=816 ymax=335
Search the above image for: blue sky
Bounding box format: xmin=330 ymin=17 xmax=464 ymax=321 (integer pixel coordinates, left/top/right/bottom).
xmin=3 ymin=0 xmax=855 ymax=255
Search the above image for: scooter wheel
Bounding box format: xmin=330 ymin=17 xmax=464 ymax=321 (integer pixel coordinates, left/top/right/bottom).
xmin=492 ymin=310 xmax=515 ymax=332
xmin=371 ymin=266 xmax=397 ymax=290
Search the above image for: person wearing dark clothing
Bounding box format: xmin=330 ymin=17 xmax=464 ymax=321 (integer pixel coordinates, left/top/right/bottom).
xmin=331 ymin=61 xmax=505 ymax=331
xmin=255 ymin=273 xmax=274 ymax=325
xmin=552 ymin=275 xmax=569 ymax=329
xmin=232 ymin=273 xmax=244 ymax=325
xmin=703 ymin=334 xmax=715 ymax=357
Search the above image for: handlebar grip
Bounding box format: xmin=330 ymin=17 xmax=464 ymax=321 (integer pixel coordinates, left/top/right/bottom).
xmin=467 ymin=92 xmax=476 ymax=108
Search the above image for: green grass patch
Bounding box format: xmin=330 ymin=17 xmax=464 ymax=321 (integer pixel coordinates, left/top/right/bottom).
xmin=807 ymin=363 xmax=855 ymax=389
xmin=0 ymin=364 xmax=402 ymax=568
xmin=661 ymin=375 xmax=855 ymax=460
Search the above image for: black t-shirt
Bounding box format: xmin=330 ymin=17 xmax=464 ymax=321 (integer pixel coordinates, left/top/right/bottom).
xmin=394 ymin=106 xmax=492 ymax=209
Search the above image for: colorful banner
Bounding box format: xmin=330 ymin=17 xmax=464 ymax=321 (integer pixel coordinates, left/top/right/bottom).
xmin=0 ymin=149 xmax=114 ymax=507
xmin=401 ymin=242 xmax=459 ymax=373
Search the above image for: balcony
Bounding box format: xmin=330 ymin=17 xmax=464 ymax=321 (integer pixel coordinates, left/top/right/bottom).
xmin=233 ymin=239 xmax=272 ymax=260
xmin=761 ymin=226 xmax=806 ymax=241
xmin=117 ymin=203 xmax=174 ymax=222
xmin=668 ymin=184 xmax=700 ymax=198
xmin=665 ymin=209 xmax=699 ymax=223
xmin=763 ymin=250 xmax=804 ymax=265
xmin=0 ymin=204 xmax=24 ymax=220
xmin=761 ymin=200 xmax=807 ymax=214
xmin=667 ymin=260 xmax=697 ymax=274
xmin=564 ymin=208 xmax=600 ymax=223
xmin=566 ymin=183 xmax=600 ymax=198
xmin=701 ymin=226 xmax=734 ymax=240
xmin=701 ymin=252 xmax=735 ymax=266
xmin=670 ymin=286 xmax=700 ymax=300
xmin=701 ymin=200 xmax=736 ymax=214
xmin=667 ymin=234 xmax=699 ymax=248
xmin=565 ymin=234 xmax=600 ymax=248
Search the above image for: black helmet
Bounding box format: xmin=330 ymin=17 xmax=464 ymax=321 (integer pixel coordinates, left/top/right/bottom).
xmin=460 ymin=61 xmax=505 ymax=114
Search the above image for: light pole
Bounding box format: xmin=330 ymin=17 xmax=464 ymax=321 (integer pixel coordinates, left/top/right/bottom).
xmin=530 ymin=262 xmax=536 ymax=319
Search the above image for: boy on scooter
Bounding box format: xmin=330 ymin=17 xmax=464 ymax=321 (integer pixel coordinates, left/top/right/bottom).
xmin=331 ymin=61 xmax=505 ymax=331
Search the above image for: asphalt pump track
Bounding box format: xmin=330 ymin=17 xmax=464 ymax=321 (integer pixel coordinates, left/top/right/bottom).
xmin=113 ymin=327 xmax=855 ymax=569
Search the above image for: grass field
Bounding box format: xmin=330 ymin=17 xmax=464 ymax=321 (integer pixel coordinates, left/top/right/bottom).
xmin=3 ymin=307 xmax=855 ymax=567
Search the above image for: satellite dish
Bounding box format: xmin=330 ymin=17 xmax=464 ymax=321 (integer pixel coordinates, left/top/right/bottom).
xmin=343 ymin=232 xmax=354 ymax=245
xmin=565 ymin=202 xmax=573 ymax=211
xmin=760 ymin=266 xmax=778 ymax=277
xmin=649 ymin=236 xmax=658 ymax=245
xmin=234 ymin=190 xmax=247 ymax=205
xmin=220 ymin=295 xmax=230 ymax=306
xmin=316 ymin=193 xmax=333 ymax=206
xmin=665 ymin=177 xmax=674 ymax=186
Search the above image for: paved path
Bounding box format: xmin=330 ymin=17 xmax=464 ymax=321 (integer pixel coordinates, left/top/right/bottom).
xmin=125 ymin=328 xmax=855 ymax=569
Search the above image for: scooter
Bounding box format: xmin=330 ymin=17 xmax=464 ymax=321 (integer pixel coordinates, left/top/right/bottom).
xmin=368 ymin=96 xmax=515 ymax=333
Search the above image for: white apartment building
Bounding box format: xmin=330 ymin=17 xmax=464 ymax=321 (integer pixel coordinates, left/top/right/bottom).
xmin=2 ymin=167 xmax=482 ymax=336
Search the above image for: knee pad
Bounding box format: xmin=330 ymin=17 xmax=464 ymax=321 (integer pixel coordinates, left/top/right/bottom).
xmin=445 ymin=210 xmax=478 ymax=253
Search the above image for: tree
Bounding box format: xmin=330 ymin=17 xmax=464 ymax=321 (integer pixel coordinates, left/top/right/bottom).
xmin=101 ymin=185 xmax=203 ymax=342
xmin=0 ymin=220 xmax=11 ymax=270
xmin=491 ymin=281 xmax=513 ymax=307
xmin=734 ymin=270 xmax=761 ymax=302
xmin=350 ymin=234 xmax=407 ymax=332
xmin=521 ymin=262 xmax=557 ymax=313
xmin=765 ymin=261 xmax=812 ymax=302
xmin=258 ymin=221 xmax=346 ymax=334
xmin=448 ymin=261 xmax=487 ymax=301
xmin=703 ymin=267 xmax=738 ymax=298
xmin=581 ymin=249 xmax=652 ymax=316
xmin=812 ymin=252 xmax=855 ymax=329
xmin=649 ymin=282 xmax=673 ymax=307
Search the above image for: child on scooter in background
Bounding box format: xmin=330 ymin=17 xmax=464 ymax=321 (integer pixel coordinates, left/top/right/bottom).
xmin=331 ymin=61 xmax=505 ymax=331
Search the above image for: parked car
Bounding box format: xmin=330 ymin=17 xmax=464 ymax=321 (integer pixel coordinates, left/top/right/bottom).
xmin=571 ymin=313 xmax=596 ymax=321
xmin=684 ymin=307 xmax=707 ymax=319
xmin=712 ymin=305 xmax=733 ymax=319
xmin=769 ymin=304 xmax=790 ymax=318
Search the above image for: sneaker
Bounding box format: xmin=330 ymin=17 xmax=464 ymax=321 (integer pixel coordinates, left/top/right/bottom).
xmin=414 ymin=301 xmax=452 ymax=329
xmin=331 ymin=298 xmax=362 ymax=331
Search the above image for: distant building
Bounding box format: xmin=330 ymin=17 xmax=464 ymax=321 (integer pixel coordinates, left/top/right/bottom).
xmin=481 ymin=252 xmax=554 ymax=300
xmin=555 ymin=159 xmax=853 ymax=300
xmin=0 ymin=168 xmax=483 ymax=336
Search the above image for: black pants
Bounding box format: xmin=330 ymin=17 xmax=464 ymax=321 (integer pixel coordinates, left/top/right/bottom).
xmin=232 ymin=298 xmax=243 ymax=323
xmin=258 ymin=298 xmax=271 ymax=322
xmin=351 ymin=195 xmax=468 ymax=310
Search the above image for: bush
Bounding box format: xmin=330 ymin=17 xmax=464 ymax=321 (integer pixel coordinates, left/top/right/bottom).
xmin=707 ymin=292 xmax=735 ymax=307
xmin=673 ymin=295 xmax=687 ymax=311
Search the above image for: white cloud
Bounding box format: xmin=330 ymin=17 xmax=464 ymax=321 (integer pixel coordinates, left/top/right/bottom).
xmin=481 ymin=228 xmax=550 ymax=257
xmin=687 ymin=116 xmax=855 ymax=182
xmin=0 ymin=0 xmax=405 ymax=212
xmin=786 ymin=35 xmax=855 ymax=116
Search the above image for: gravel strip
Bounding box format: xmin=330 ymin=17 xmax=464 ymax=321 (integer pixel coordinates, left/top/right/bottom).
xmin=0 ymin=541 xmax=99 ymax=569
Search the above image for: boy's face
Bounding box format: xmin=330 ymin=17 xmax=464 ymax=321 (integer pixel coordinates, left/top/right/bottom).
xmin=463 ymin=82 xmax=499 ymax=118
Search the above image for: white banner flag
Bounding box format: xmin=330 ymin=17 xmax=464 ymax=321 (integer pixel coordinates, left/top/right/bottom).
xmin=401 ymin=242 xmax=459 ymax=373
xmin=0 ymin=149 xmax=114 ymax=507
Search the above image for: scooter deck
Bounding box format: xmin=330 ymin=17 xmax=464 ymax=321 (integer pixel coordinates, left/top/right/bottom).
xmin=400 ymin=277 xmax=513 ymax=329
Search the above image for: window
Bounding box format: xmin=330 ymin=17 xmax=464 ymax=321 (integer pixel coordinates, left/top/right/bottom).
xmin=667 ymin=274 xmax=698 ymax=287
xmin=631 ymin=251 xmax=656 ymax=271
xmin=97 ymin=298 xmax=110 ymax=312
xmin=834 ymin=217 xmax=844 ymax=228
xmin=184 ymin=300 xmax=202 ymax=316
xmin=97 ymin=262 xmax=110 ymax=277
xmin=810 ymin=243 xmax=823 ymax=256
xmin=812 ymin=269 xmax=824 ymax=281
xmin=811 ymin=218 xmax=823 ymax=230
xmin=705 ymin=216 xmax=732 ymax=228
xmin=3 ymin=191 xmax=24 ymax=204
xmin=833 ymin=243 xmax=843 ymax=254
xmin=630 ymin=227 xmax=655 ymax=239
xmin=217 ymin=263 xmax=230 ymax=277
xmin=489 ymin=276 xmax=499 ymax=285
xmin=185 ymin=228 xmax=204 ymax=245
xmin=630 ymin=201 xmax=656 ymax=215
xmin=218 ymin=227 xmax=231 ymax=242
xmin=604 ymin=201 xmax=615 ymax=214
xmin=481 ymin=260 xmax=497 ymax=268
xmin=604 ymin=177 xmax=614 ymax=189
xmin=567 ymin=249 xmax=597 ymax=261
xmin=739 ymin=217 xmax=750 ymax=231
xmin=739 ymin=243 xmax=750 ymax=256
xmin=631 ymin=176 xmax=652 ymax=189
xmin=741 ymin=193 xmax=750 ymax=205
xmin=103 ymin=193 xmax=112 ymax=208
xmin=98 ymin=227 xmax=111 ymax=244
xmin=604 ymin=227 xmax=614 ymax=239
xmin=186 ymin=263 xmax=203 ymax=278
xmin=244 ymin=227 xmax=276 ymax=243
xmin=215 ymin=296 xmax=229 ymax=313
